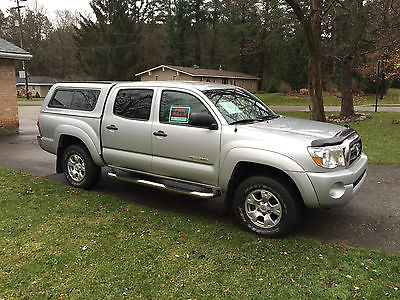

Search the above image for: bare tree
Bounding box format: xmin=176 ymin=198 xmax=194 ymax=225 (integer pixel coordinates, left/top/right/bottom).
xmin=333 ymin=0 xmax=367 ymax=118
xmin=285 ymin=0 xmax=326 ymax=122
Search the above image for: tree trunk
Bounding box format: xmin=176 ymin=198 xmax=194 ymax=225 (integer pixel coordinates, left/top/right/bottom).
xmin=306 ymin=0 xmax=326 ymax=122
xmin=339 ymin=56 xmax=355 ymax=118
xmin=257 ymin=29 xmax=267 ymax=91
xmin=210 ymin=21 xmax=216 ymax=67
xmin=379 ymin=77 xmax=386 ymax=99
xmin=308 ymin=47 xmax=326 ymax=121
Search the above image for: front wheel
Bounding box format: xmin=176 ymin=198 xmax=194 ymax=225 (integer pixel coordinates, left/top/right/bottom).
xmin=233 ymin=176 xmax=301 ymax=237
xmin=62 ymin=144 xmax=101 ymax=189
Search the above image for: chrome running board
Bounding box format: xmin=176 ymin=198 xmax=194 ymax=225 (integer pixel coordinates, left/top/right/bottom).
xmin=107 ymin=170 xmax=221 ymax=199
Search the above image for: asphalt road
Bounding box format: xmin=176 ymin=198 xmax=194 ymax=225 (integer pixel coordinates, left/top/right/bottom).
xmin=1 ymin=106 xmax=399 ymax=254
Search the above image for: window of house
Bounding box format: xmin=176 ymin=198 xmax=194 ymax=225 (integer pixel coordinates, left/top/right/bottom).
xmin=155 ymin=75 xmax=159 ymax=81
xmin=173 ymin=75 xmax=177 ymax=81
xmin=48 ymin=89 xmax=100 ymax=111
xmin=113 ymin=89 xmax=153 ymax=120
xmin=159 ymin=90 xmax=212 ymax=126
xmin=222 ymin=79 xmax=229 ymax=84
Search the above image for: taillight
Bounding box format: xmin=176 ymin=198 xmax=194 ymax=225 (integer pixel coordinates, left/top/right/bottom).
xmin=37 ymin=119 xmax=42 ymax=136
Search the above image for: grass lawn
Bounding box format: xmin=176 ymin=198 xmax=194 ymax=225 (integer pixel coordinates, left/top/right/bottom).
xmin=18 ymin=103 xmax=43 ymax=107
xmin=257 ymin=88 xmax=400 ymax=106
xmin=0 ymin=167 xmax=399 ymax=298
xmin=18 ymin=97 xmax=44 ymax=102
xmin=278 ymin=111 xmax=400 ymax=164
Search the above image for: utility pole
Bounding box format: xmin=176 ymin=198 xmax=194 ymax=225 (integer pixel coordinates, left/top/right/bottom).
xmin=12 ymin=0 xmax=29 ymax=99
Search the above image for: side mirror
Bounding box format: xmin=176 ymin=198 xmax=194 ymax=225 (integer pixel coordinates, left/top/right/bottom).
xmin=190 ymin=113 xmax=218 ymax=130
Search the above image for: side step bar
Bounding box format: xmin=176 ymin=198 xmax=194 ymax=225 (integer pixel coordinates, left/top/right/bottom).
xmin=107 ymin=171 xmax=221 ymax=199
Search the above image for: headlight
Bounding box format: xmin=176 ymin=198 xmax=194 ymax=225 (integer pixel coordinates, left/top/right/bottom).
xmin=308 ymin=145 xmax=346 ymax=169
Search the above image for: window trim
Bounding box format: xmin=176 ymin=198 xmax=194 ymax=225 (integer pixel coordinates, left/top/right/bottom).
xmin=48 ymin=88 xmax=101 ymax=111
xmin=158 ymin=89 xmax=217 ymax=129
xmin=112 ymin=88 xmax=154 ymax=122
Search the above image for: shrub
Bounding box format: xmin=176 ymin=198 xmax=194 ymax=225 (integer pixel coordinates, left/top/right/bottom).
xmin=279 ymin=81 xmax=292 ymax=94
xmin=266 ymin=78 xmax=279 ymax=93
xmin=359 ymin=76 xmax=390 ymax=94
xmin=391 ymin=80 xmax=400 ymax=88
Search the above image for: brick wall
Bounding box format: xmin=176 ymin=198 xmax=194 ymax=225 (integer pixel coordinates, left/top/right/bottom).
xmin=0 ymin=59 xmax=19 ymax=130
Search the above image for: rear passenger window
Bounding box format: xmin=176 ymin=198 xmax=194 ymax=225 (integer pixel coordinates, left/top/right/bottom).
xmin=113 ymin=89 xmax=153 ymax=120
xmin=49 ymin=89 xmax=100 ymax=111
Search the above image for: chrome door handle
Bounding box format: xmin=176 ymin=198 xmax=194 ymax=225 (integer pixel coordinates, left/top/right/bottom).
xmin=106 ymin=124 xmax=118 ymax=130
xmin=153 ymin=130 xmax=167 ymax=137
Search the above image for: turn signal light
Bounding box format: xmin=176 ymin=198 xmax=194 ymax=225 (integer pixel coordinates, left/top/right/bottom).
xmin=37 ymin=119 xmax=42 ymax=136
xmin=312 ymin=157 xmax=322 ymax=165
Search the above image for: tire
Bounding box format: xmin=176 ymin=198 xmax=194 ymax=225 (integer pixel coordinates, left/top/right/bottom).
xmin=233 ymin=176 xmax=301 ymax=237
xmin=62 ymin=144 xmax=101 ymax=189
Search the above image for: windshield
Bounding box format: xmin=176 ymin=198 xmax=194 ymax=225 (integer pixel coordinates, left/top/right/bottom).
xmin=203 ymin=89 xmax=276 ymax=124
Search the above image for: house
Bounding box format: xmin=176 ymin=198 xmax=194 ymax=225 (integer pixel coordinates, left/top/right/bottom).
xmin=135 ymin=65 xmax=259 ymax=93
xmin=0 ymin=38 xmax=32 ymax=131
xmin=16 ymin=76 xmax=58 ymax=98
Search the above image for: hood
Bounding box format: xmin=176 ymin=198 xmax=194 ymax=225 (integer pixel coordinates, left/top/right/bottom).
xmin=248 ymin=116 xmax=344 ymax=140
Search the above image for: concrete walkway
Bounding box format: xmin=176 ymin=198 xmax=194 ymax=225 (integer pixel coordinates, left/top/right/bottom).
xmin=1 ymin=106 xmax=399 ymax=254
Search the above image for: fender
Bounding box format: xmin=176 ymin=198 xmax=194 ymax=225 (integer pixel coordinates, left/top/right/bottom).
xmin=219 ymin=147 xmax=306 ymax=191
xmin=219 ymin=147 xmax=321 ymax=208
xmin=54 ymin=122 xmax=105 ymax=167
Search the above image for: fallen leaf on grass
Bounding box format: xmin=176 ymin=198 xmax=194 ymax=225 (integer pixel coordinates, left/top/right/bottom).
xmin=179 ymin=232 xmax=188 ymax=240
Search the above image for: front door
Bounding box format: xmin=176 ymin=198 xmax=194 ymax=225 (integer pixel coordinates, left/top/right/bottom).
xmin=151 ymin=89 xmax=221 ymax=185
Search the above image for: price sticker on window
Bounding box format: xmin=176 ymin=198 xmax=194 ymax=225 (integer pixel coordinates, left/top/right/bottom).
xmin=169 ymin=106 xmax=191 ymax=123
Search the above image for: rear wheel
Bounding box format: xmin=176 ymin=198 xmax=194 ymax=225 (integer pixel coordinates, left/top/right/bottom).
xmin=233 ymin=176 xmax=301 ymax=237
xmin=62 ymin=144 xmax=101 ymax=189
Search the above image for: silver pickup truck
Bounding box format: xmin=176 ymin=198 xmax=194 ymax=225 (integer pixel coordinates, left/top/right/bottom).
xmin=37 ymin=81 xmax=367 ymax=237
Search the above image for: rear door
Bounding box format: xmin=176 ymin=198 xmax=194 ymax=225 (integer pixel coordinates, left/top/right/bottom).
xmin=101 ymin=87 xmax=156 ymax=172
xmin=151 ymin=88 xmax=221 ymax=185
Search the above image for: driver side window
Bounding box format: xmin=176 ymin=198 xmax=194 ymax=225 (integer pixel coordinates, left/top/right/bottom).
xmin=159 ymin=90 xmax=212 ymax=126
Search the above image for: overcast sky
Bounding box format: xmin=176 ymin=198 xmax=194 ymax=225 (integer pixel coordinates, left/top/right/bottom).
xmin=0 ymin=0 xmax=92 ymax=20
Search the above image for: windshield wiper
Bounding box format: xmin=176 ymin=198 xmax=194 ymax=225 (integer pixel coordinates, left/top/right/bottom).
xmin=230 ymin=118 xmax=262 ymax=125
xmin=260 ymin=114 xmax=280 ymax=120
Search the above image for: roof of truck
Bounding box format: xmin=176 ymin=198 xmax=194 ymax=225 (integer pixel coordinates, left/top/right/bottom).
xmin=53 ymin=81 xmax=237 ymax=91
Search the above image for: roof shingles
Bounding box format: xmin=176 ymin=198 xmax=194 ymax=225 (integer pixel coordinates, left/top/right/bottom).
xmin=0 ymin=38 xmax=32 ymax=60
xmin=136 ymin=65 xmax=259 ymax=80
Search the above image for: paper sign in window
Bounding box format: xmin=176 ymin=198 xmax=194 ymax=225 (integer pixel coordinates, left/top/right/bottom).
xmin=219 ymin=102 xmax=241 ymax=115
xmin=169 ymin=106 xmax=191 ymax=123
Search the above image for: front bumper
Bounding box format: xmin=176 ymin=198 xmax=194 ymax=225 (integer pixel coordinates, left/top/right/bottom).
xmin=306 ymin=153 xmax=368 ymax=208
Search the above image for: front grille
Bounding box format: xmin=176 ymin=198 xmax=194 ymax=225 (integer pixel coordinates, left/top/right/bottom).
xmin=349 ymin=137 xmax=362 ymax=165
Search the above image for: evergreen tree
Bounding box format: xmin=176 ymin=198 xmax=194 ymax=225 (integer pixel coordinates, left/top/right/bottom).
xmin=75 ymin=0 xmax=142 ymax=80
xmin=163 ymin=0 xmax=193 ymax=66
xmin=276 ymin=28 xmax=309 ymax=91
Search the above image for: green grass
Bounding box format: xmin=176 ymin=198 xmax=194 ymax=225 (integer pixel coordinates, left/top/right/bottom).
xmin=257 ymin=88 xmax=400 ymax=106
xmin=278 ymin=111 xmax=400 ymax=164
xmin=0 ymin=167 xmax=399 ymax=298
xmin=17 ymin=103 xmax=42 ymax=107
xmin=17 ymin=97 xmax=44 ymax=102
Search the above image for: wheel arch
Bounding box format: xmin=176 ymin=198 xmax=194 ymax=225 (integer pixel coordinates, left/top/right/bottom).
xmin=56 ymin=134 xmax=103 ymax=173
xmin=225 ymin=161 xmax=305 ymax=212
